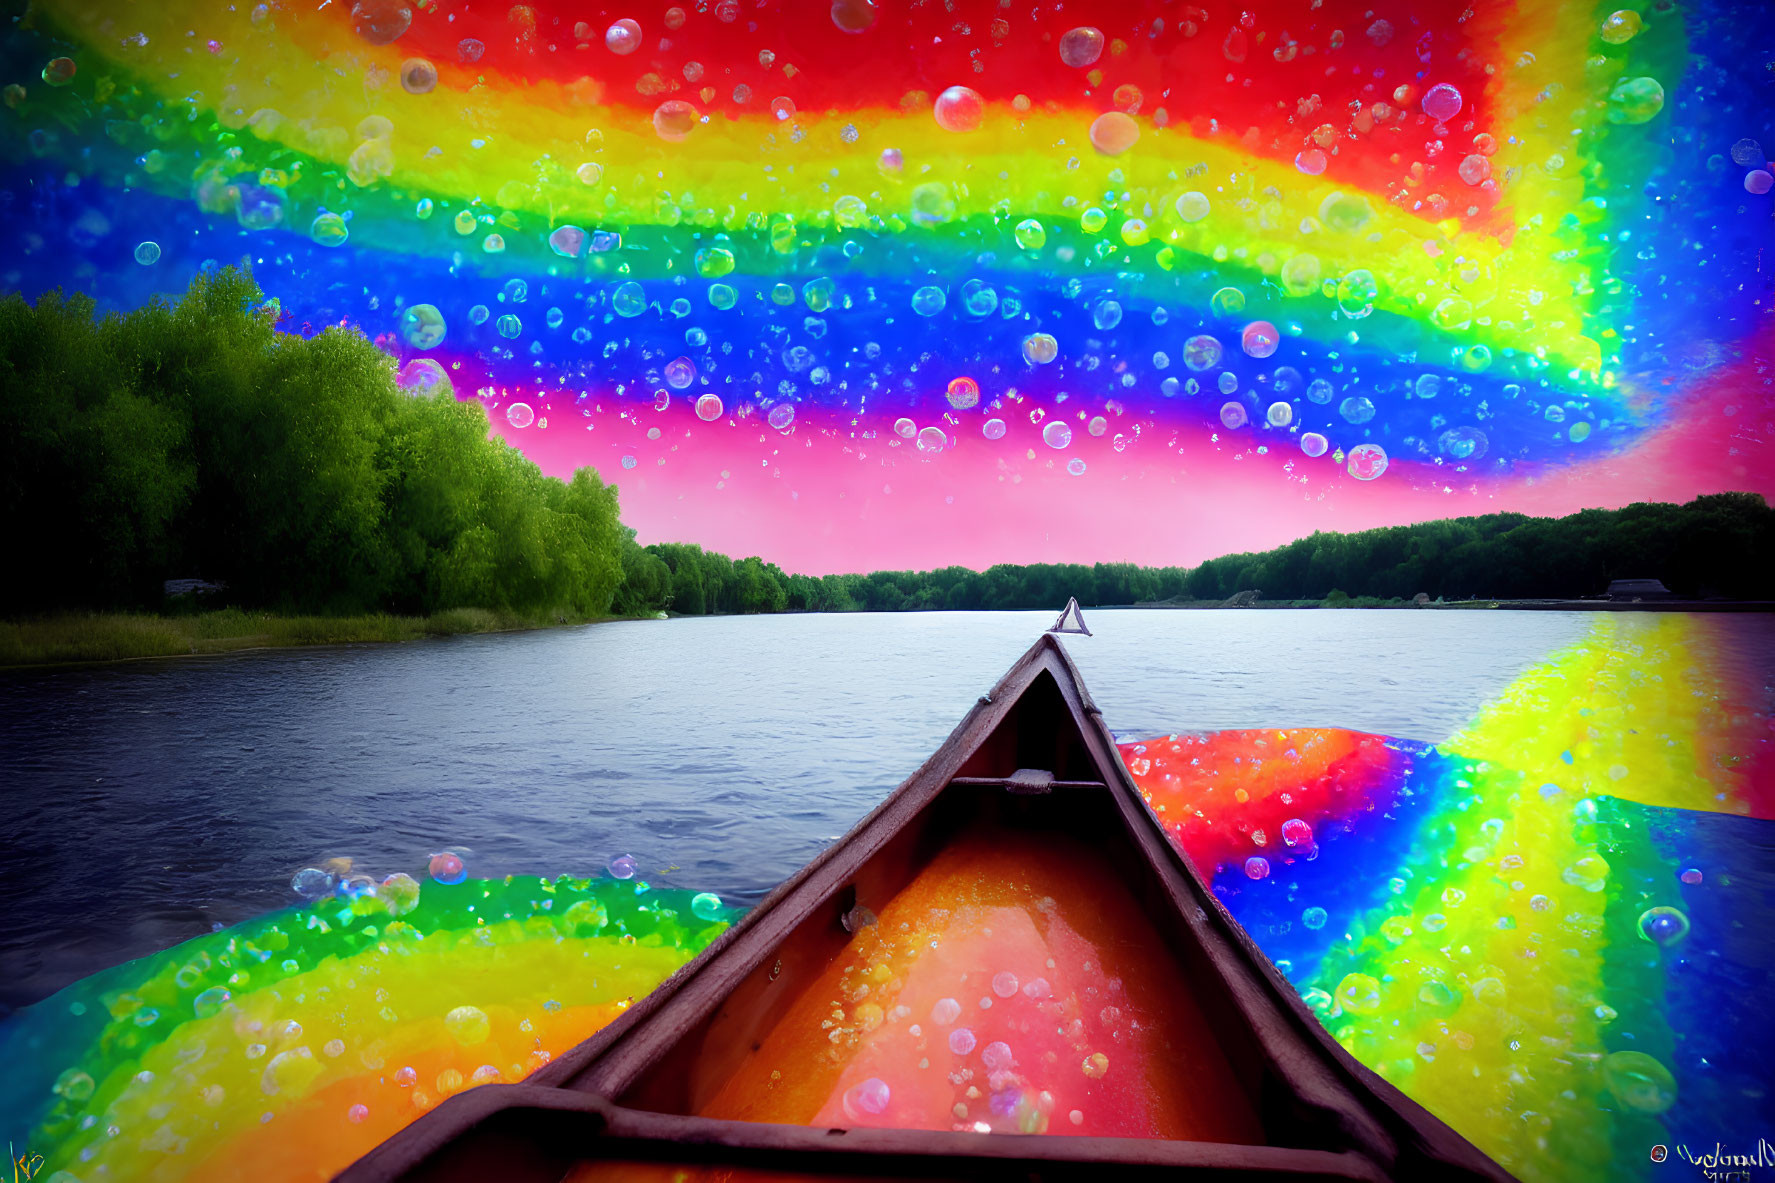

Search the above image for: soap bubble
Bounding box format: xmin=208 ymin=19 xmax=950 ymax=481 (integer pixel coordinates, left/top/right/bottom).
xmin=53 ymin=1068 xmax=95 ymax=1101
xmin=612 ymin=281 xmax=649 ymax=317
xmin=1335 ymin=270 xmax=1378 ymax=318
xmin=1093 ymin=300 xmax=1122 ymax=330
xmin=444 ymin=1005 xmax=491 ymax=1046
xmin=911 ymin=286 xmax=946 ymax=316
xmin=380 ymin=872 xmax=421 ymax=915
xmin=1082 ymin=1052 xmax=1109 ymax=1079
xmin=948 ymin=1027 xmax=977 ymax=1055
xmin=831 ymin=0 xmax=877 ymax=33
xmin=961 ymin=279 xmax=998 ymax=317
xmin=932 ymin=997 xmax=961 ymax=1025
xmin=1244 ymin=856 xmax=1270 ymax=880
xmin=1345 ymin=443 xmax=1388 ymax=481
xmin=1300 ymin=432 xmax=1329 ymax=458
xmin=1058 ymin=26 xmax=1104 ymax=67
xmin=653 ymin=100 xmax=699 ymax=141
xmin=1175 ymin=191 xmax=1211 ymax=222
xmin=1302 ymin=906 xmax=1328 ymax=929
xmin=399 ymin=359 xmax=449 ymax=396
xmin=893 ymin=417 xmax=917 ymax=440
xmin=1340 ymin=396 xmax=1376 ymax=425
xmin=946 ymin=376 xmax=980 ymax=409
xmin=1022 ymin=333 xmax=1059 ymax=365
xmin=1183 ymin=335 xmax=1223 ymax=371
xmin=1219 ymin=402 xmax=1248 ymax=429
xmin=1607 ymin=77 xmax=1664 ymax=124
xmin=548 ymin=225 xmax=587 ymax=258
xmin=608 ymin=854 xmax=638 ymax=879
xmin=1014 ymin=219 xmax=1045 ymax=250
xmin=134 ymin=241 xmax=161 ymax=266
xmin=992 ymin=972 xmax=1019 ymax=998
xmin=1241 ymin=321 xmax=1281 ymax=358
xmin=605 ymin=18 xmax=642 ymax=54
xmin=42 ymin=57 xmax=75 ymax=86
xmin=664 ymin=357 xmax=697 ymax=389
xmin=292 ymin=867 xmax=334 ymax=899
xmin=1335 ymin=973 xmax=1382 ymax=1014
xmin=351 ymin=0 xmax=411 ymax=45
xmin=1438 ymin=427 xmax=1489 ymax=461
xmin=400 ymin=58 xmax=437 ymax=94
xmin=1042 ymin=421 xmax=1073 ymax=449
xmin=1280 ymin=818 xmax=1313 ymax=847
xmin=428 ymin=851 xmax=466 ymax=884
xmin=262 ymin=1046 xmax=321 ymax=1096
xmin=194 ymin=987 xmax=232 ymax=1018
xmin=1602 ymin=1050 xmax=1676 ymax=1114
xmin=496 ymin=315 xmax=523 ymax=341
xmin=399 ymin=303 xmax=446 ymax=349
xmin=933 ymin=86 xmax=985 ymax=133
xmin=1089 ymin=112 xmax=1140 ymax=156
xmin=1421 ymin=83 xmax=1463 ymax=122
xmin=983 ymin=419 xmax=1006 ymax=440
xmin=696 ymin=393 xmax=728 ymax=422
xmin=691 ymin=892 xmax=724 ymax=920
xmin=1637 ymin=905 xmax=1689 ymax=946
xmin=767 ymin=404 xmax=796 ymax=430
xmin=1266 ymin=402 xmax=1293 ymax=428
xmin=843 ymin=1077 xmax=891 ymax=1119
xmin=1600 ymin=8 xmax=1642 ymax=42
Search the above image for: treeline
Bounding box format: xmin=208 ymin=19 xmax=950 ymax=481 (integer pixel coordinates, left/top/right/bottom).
xmin=1 ymin=269 xmax=625 ymax=617
xmin=612 ymin=495 xmax=1772 ymax=616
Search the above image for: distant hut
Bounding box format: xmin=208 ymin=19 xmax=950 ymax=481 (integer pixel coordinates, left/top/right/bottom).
xmin=1607 ymin=578 xmax=1673 ymax=600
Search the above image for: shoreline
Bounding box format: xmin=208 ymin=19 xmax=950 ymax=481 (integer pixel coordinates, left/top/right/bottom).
xmin=0 ymin=608 xmax=652 ymax=672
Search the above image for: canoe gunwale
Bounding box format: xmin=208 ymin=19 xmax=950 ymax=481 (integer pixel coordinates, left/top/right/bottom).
xmin=339 ymin=1083 xmax=1396 ymax=1182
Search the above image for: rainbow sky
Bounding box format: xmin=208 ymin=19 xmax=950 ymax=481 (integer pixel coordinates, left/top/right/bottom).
xmin=2 ymin=0 xmax=1772 ymax=572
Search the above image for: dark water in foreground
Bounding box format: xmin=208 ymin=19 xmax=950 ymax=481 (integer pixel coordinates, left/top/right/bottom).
xmin=0 ymin=607 xmax=1708 ymax=1012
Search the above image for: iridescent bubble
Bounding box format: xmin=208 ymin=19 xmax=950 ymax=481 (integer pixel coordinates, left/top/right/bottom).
xmin=348 ymin=1103 xmax=370 ymax=1123
xmin=1067 ymin=458 xmax=1087 ymax=476
xmin=695 ymin=393 xmax=724 ymax=421
xmin=1266 ymin=402 xmax=1293 ymax=428
xmin=1175 ymin=191 xmax=1211 ymax=222
xmin=1302 ymin=906 xmax=1328 ymax=929
xmin=1058 ymin=26 xmax=1104 ymax=67
xmin=444 ymin=1005 xmax=490 ymax=1046
xmin=458 ymin=38 xmax=485 ymax=62
xmin=1421 ymin=83 xmax=1463 ymax=122
xmin=653 ymin=100 xmax=699 ymax=141
xmin=949 ymin=1027 xmax=977 ymax=1055
xmin=1335 ymin=973 xmax=1382 ymax=1014
xmin=992 ymin=972 xmax=1019 ymax=998
xmin=1093 ymin=300 xmax=1122 ymax=330
xmin=843 ymin=1077 xmax=891 ymax=1119
xmin=607 ymin=854 xmax=638 ymax=879
xmin=767 ymin=404 xmax=796 ymax=430
xmin=1638 ymin=906 xmax=1689 ymax=946
xmin=1607 ymin=76 xmax=1664 ymax=124
xmin=1602 ymin=1050 xmax=1676 ymax=1114
xmin=983 ymin=418 xmax=1007 ymax=440
xmin=1599 ymin=8 xmax=1642 ymax=42
xmin=134 ymin=240 xmax=161 ymax=266
xmin=42 ymin=57 xmax=75 ymax=86
xmin=1014 ymin=219 xmax=1046 ymax=250
xmin=1022 ymin=333 xmax=1059 ymax=365
xmin=427 ymin=852 xmax=465 ymax=884
xmin=1680 ymin=867 xmax=1703 ymax=885
xmin=691 ymin=892 xmax=724 ymax=920
xmin=831 ymin=0 xmax=877 ymax=33
xmin=1300 ymin=432 xmax=1329 ymax=458
xmin=351 ymin=0 xmax=412 ymax=45
xmin=1040 ymin=420 xmax=1073 ymax=449
xmin=1346 ymin=442 xmax=1388 ymax=481
xmin=1082 ymin=1052 xmax=1109 ymax=1079
xmin=1336 ymin=270 xmax=1378 ymax=318
xmin=1280 ymin=818 xmax=1313 ymax=847
xmin=893 ymin=417 xmax=917 ymax=440
xmin=292 ymin=867 xmax=334 ymax=899
xmin=612 ymin=282 xmax=648 ymax=318
xmin=694 ymin=246 xmax=735 ymax=278
xmin=664 ymin=357 xmax=697 ymax=389
xmin=605 ymin=18 xmax=642 ymax=54
xmin=1089 ymin=112 xmax=1140 ymax=156
xmin=932 ymin=997 xmax=961 ymax=1025
xmin=194 ymin=986 xmax=232 ymax=1018
xmin=1241 ymin=321 xmax=1281 ymax=358
xmin=1210 ymin=287 xmax=1245 ymax=318
xmin=1244 ymin=856 xmax=1270 ymax=880
xmin=399 ymin=303 xmax=446 ymax=349
xmin=1438 ymin=427 xmax=1488 ymax=461
xmin=946 ymin=376 xmax=980 ymax=409
xmin=932 ymin=86 xmax=985 ymax=134
xmin=1219 ymin=402 xmax=1247 ymax=429
xmin=960 ymin=279 xmax=998 ymax=316
xmin=53 ymin=1068 xmax=95 ymax=1101
xmin=1339 ymin=396 xmax=1375 ymax=425
xmin=496 ymin=314 xmax=523 ymax=340
xmin=400 ymin=57 xmax=437 ymax=94
xmin=548 ymin=225 xmax=587 ymax=258
xmin=380 ymin=872 xmax=421 ymax=915
xmin=1562 ymin=853 xmax=1611 ymax=892
xmin=1183 ymin=335 xmax=1223 ymax=371
xmin=916 ymin=426 xmax=948 ymax=454
xmin=503 ymin=401 xmax=534 ymax=428
xmin=910 ymin=181 xmax=956 ymax=225
xmin=911 ymin=285 xmax=947 ymax=317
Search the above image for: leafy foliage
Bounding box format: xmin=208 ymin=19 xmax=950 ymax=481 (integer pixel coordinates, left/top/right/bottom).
xmin=0 ymin=270 xmax=623 ymax=616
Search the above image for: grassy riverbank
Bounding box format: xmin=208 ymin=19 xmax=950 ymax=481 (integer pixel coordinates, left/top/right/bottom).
xmin=0 ymin=608 xmax=633 ymax=669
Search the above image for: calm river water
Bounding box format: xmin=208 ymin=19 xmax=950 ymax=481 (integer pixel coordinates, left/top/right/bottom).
xmin=3 ymin=609 xmax=1759 ymax=1013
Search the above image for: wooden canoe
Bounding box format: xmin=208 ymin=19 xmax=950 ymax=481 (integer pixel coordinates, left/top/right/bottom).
xmin=338 ymin=634 xmax=1512 ymax=1182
